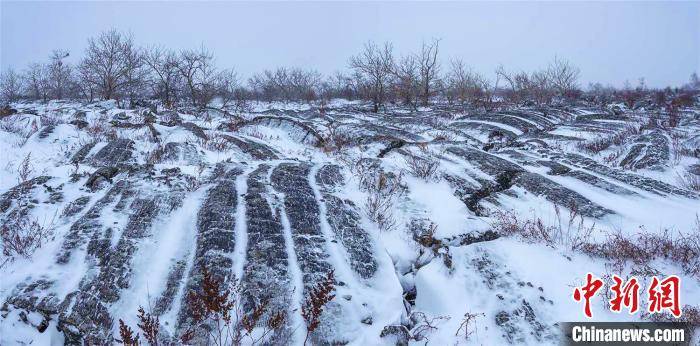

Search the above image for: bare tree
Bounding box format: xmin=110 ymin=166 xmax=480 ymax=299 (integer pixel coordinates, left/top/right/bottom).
xmin=289 ymin=67 xmax=322 ymax=102
xmin=446 ymin=59 xmax=492 ymax=108
xmin=417 ymin=39 xmax=441 ymax=105
xmin=620 ymin=80 xmax=641 ymax=109
xmin=216 ymin=68 xmax=251 ymax=111
xmin=547 ymin=57 xmax=580 ymax=99
xmin=496 ymin=64 xmax=556 ymax=106
xmin=48 ymin=49 xmax=72 ymax=99
xmin=122 ymin=44 xmax=147 ymax=108
xmin=529 ymin=69 xmax=554 ymax=105
xmin=496 ymin=65 xmax=530 ymax=104
xmin=320 ymin=71 xmax=356 ymax=101
xmin=79 ymin=29 xmax=137 ymax=103
xmin=688 ymin=72 xmax=700 ymax=91
xmin=76 ymin=62 xmax=98 ymax=102
xmin=349 ymin=41 xmax=394 ymax=112
xmin=24 ymin=63 xmax=50 ymax=102
xmin=144 ymin=46 xmax=181 ymax=107
xmin=0 ymin=68 xmax=23 ymax=104
xmin=249 ymin=67 xmax=321 ymax=102
xmin=587 ymin=82 xmax=615 ymax=106
xmin=391 ymin=54 xmax=420 ymax=109
xmin=177 ymin=45 xmax=219 ymax=108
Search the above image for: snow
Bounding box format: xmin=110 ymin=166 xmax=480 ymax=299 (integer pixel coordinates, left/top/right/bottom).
xmin=1 ymin=101 xmax=698 ymax=345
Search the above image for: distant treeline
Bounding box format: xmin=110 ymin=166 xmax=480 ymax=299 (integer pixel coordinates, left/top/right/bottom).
xmin=1 ymin=29 xmax=698 ymax=111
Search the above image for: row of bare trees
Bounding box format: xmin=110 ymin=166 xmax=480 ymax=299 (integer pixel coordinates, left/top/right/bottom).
xmin=1 ymin=29 xmax=697 ymax=112
xmin=1 ymin=30 xmax=242 ymax=109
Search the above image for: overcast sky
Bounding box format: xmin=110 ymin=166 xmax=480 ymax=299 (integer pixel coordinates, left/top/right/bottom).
xmin=1 ymin=1 xmax=698 ymax=88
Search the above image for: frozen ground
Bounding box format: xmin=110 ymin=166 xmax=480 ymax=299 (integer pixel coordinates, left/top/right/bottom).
xmin=0 ymin=100 xmax=698 ymax=345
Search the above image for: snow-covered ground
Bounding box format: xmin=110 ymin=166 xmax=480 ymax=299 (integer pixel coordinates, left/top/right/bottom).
xmin=0 ymin=100 xmax=698 ymax=345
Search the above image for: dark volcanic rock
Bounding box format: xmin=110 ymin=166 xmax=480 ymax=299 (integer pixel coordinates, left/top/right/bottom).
xmin=0 ymin=176 xmax=51 ymax=213
xmin=37 ymin=125 xmax=55 ymax=139
xmin=160 ymin=142 xmax=203 ymax=164
xmin=240 ymin=165 xmax=290 ymax=318
xmin=57 ymin=179 xmax=184 ymax=344
xmin=70 ymin=142 xmax=97 ymax=164
xmin=448 ymin=147 xmax=613 ymax=218
xmin=221 ymin=134 xmax=279 ymax=160
xmin=181 ymin=122 xmax=208 ymax=140
xmin=559 ymin=152 xmax=696 ymax=198
xmin=619 ymin=130 xmax=669 ymax=170
xmin=85 ymin=167 xmax=119 ymax=190
xmin=153 ymin=260 xmax=187 ymax=316
xmin=271 ymin=163 xmax=332 ymax=289
xmin=90 ymin=139 xmax=135 ymax=166
xmin=316 ymin=165 xmax=378 ymax=279
xmin=56 ymin=180 xmax=128 ymax=264
xmin=62 ymin=196 xmax=91 ymax=217
xmin=177 ymin=167 xmax=240 ymax=336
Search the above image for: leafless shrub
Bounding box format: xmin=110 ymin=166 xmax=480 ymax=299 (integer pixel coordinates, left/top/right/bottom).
xmin=176 ymin=266 xmax=286 ymax=345
xmin=136 ymin=306 xmax=159 ymax=345
xmin=184 ymin=174 xmax=202 ymax=192
xmin=201 ymin=133 xmax=229 ymax=152
xmin=17 ymin=152 xmax=34 ymax=184
xmin=302 ymin=270 xmax=336 ymax=345
xmin=676 ymin=171 xmax=700 ymax=192
xmin=410 ymin=220 xmax=439 ymax=249
xmin=432 ymin=131 xmax=455 ymax=141
xmin=602 ymin=148 xmax=626 ymax=165
xmin=41 ymin=112 xmax=64 ymax=127
xmin=581 ymin=226 xmax=700 ymax=278
xmin=491 ymin=204 xmax=595 ymax=251
xmin=248 ymin=67 xmax=322 ymax=103
xmin=1 ymin=214 xmax=53 ymax=260
xmin=322 ymin=121 xmax=353 ymax=153
xmin=0 ymin=119 xmax=25 ymax=136
xmin=642 ymin=305 xmax=700 ymax=327
xmin=404 ymin=148 xmax=439 ymax=181
xmin=118 ymin=319 xmax=140 ymax=345
xmin=86 ymin=114 xmax=118 ymax=141
xmin=144 ymin=144 xmax=165 ymax=165
xmin=670 ymin=133 xmax=698 ymax=164
xmin=185 ymin=266 xmax=237 ymax=346
xmin=455 ymin=311 xmax=484 ymax=342
xmin=445 ymin=59 xmax=491 ymax=109
xmin=241 ymin=126 xmax=270 ymax=142
xmin=362 ymin=171 xmax=405 ymax=232
xmin=409 ymin=311 xmax=450 ymax=343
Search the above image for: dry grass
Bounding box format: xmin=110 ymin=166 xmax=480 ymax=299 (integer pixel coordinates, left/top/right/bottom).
xmin=581 ymin=226 xmax=700 ymax=278
xmin=676 ymin=171 xmax=700 ymax=192
xmin=404 ymin=148 xmax=440 ymax=181
xmin=490 ymin=204 xmax=595 ymax=251
xmin=1 ymin=214 xmax=53 ymax=262
xmin=352 ymin=162 xmax=406 ymax=232
xmin=201 ymin=133 xmax=230 ymax=152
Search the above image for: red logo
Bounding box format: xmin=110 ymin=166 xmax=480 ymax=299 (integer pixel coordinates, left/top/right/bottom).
xmin=647 ymin=276 xmax=681 ymax=317
xmin=573 ymin=274 xmax=682 ymax=318
xmin=573 ymin=273 xmax=604 ymax=318
xmin=609 ymin=275 xmax=640 ymax=314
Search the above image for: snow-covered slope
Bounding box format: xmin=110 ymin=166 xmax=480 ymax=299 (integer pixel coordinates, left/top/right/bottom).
xmin=1 ymin=100 xmax=698 ymax=345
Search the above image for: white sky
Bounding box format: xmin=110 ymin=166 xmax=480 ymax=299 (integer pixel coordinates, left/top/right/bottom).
xmin=1 ymin=1 xmax=698 ymax=88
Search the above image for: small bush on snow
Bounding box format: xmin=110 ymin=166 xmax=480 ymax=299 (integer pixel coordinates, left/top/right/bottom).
xmin=404 ymin=147 xmax=440 ymax=181
xmin=490 ymin=204 xmax=595 ymax=252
